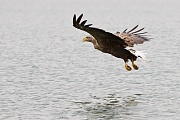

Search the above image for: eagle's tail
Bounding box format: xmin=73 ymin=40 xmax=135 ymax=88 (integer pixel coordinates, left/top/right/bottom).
xmin=127 ymin=48 xmax=148 ymax=62
xmin=134 ymin=50 xmax=147 ymax=62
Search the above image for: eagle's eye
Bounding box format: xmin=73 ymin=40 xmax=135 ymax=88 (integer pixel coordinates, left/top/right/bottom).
xmin=85 ymin=36 xmax=92 ymax=42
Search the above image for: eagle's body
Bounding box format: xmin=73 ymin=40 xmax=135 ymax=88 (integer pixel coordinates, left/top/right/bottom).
xmin=89 ymin=36 xmax=137 ymax=62
xmin=73 ymin=14 xmax=150 ymax=71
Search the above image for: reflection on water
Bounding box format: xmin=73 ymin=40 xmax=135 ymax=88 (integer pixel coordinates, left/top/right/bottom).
xmin=74 ymin=94 xmax=139 ymax=120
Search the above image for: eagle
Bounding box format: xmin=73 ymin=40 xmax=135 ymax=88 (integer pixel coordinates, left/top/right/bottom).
xmin=73 ymin=14 xmax=150 ymax=71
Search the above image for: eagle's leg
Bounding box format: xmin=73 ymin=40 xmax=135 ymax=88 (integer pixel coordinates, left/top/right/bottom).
xmin=131 ymin=59 xmax=139 ymax=70
xmin=124 ymin=61 xmax=132 ymax=71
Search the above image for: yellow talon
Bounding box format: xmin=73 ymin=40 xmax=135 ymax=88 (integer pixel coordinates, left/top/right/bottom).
xmin=132 ymin=60 xmax=139 ymax=70
xmin=125 ymin=63 xmax=132 ymax=71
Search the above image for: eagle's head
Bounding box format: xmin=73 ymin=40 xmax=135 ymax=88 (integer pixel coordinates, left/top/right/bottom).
xmin=82 ymin=35 xmax=94 ymax=42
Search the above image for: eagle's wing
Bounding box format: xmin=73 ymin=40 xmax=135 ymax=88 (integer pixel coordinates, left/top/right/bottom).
xmin=73 ymin=14 xmax=127 ymax=48
xmin=115 ymin=25 xmax=150 ymax=47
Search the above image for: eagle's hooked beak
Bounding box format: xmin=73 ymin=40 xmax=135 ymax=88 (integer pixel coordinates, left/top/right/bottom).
xmin=82 ymin=37 xmax=87 ymax=42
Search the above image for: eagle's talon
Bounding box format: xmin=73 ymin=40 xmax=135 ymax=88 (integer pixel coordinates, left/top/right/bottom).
xmin=133 ymin=64 xmax=139 ymax=70
xmin=125 ymin=65 xmax=132 ymax=71
xmin=132 ymin=60 xmax=139 ymax=70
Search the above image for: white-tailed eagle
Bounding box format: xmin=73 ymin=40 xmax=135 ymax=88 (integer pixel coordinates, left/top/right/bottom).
xmin=73 ymin=14 xmax=150 ymax=71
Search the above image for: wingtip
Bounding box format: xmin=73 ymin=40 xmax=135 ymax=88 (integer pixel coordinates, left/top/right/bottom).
xmin=80 ymin=13 xmax=83 ymax=17
xmin=76 ymin=14 xmax=83 ymax=24
xmin=80 ymin=20 xmax=87 ymax=26
xmin=78 ymin=14 xmax=83 ymax=20
xmin=73 ymin=14 xmax=76 ymax=26
xmin=73 ymin=14 xmax=76 ymax=19
xmin=123 ymin=29 xmax=127 ymax=33
xmin=127 ymin=25 xmax=139 ymax=33
xmin=85 ymin=24 xmax=93 ymax=27
xmin=73 ymin=13 xmax=93 ymax=28
xmin=132 ymin=27 xmax=145 ymax=34
xmin=134 ymin=25 xmax=139 ymax=29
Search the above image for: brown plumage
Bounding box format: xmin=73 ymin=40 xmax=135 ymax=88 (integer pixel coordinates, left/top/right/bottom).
xmin=73 ymin=14 xmax=150 ymax=71
xmin=115 ymin=25 xmax=149 ymax=47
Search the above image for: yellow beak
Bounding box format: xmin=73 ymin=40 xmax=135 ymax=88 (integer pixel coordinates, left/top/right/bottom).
xmin=82 ymin=37 xmax=87 ymax=42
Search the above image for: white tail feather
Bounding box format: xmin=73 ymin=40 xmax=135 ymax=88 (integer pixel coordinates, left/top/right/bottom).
xmin=126 ymin=48 xmax=148 ymax=62
xmin=134 ymin=50 xmax=148 ymax=62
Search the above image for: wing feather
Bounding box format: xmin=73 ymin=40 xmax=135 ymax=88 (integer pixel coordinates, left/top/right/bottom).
xmin=73 ymin=14 xmax=127 ymax=47
xmin=80 ymin=20 xmax=87 ymax=26
xmin=115 ymin=26 xmax=150 ymax=47
xmin=132 ymin=28 xmax=145 ymax=34
xmin=76 ymin=14 xmax=83 ymax=24
xmin=123 ymin=28 xmax=127 ymax=33
xmin=135 ymin=32 xmax=148 ymax=34
xmin=127 ymin=25 xmax=138 ymax=33
xmin=73 ymin=14 xmax=76 ymax=25
xmin=85 ymin=24 xmax=93 ymax=27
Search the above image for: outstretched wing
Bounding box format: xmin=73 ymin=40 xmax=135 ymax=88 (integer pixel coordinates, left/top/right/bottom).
xmin=115 ymin=25 xmax=150 ymax=47
xmin=73 ymin=14 xmax=127 ymax=48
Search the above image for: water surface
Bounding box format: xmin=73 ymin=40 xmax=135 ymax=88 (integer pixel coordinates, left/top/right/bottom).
xmin=0 ymin=0 xmax=180 ymax=120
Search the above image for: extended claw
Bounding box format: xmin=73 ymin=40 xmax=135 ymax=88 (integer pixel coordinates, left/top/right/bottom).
xmin=132 ymin=60 xmax=139 ymax=70
xmin=125 ymin=63 xmax=132 ymax=71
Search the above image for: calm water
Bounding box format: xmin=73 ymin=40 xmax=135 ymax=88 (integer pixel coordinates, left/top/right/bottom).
xmin=0 ymin=0 xmax=180 ymax=120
